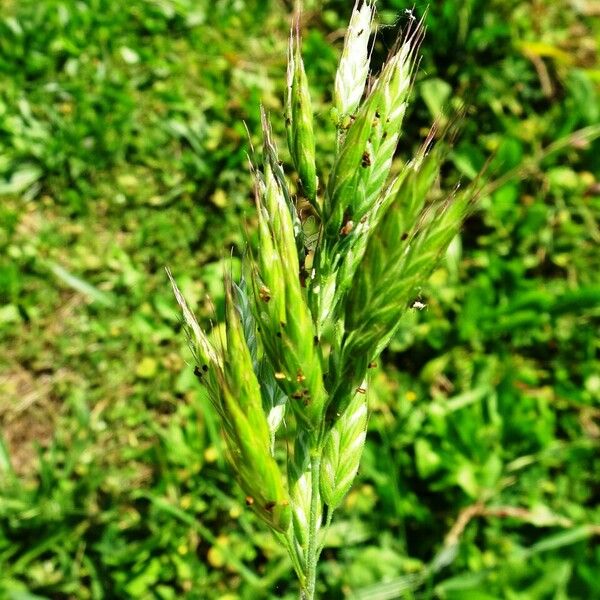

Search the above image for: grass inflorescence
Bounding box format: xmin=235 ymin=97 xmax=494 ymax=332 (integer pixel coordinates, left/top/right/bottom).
xmin=170 ymin=2 xmax=479 ymax=597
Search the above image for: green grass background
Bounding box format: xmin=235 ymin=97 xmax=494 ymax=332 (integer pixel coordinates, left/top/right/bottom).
xmin=1 ymin=0 xmax=599 ymax=598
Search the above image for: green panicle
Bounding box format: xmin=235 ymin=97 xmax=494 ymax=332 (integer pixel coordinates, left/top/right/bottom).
xmin=169 ymin=5 xmax=487 ymax=596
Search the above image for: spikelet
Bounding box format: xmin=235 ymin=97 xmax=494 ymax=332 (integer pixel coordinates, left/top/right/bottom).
xmin=288 ymin=430 xmax=322 ymax=547
xmin=220 ymin=388 xmax=291 ymax=532
xmin=324 ymin=19 xmax=423 ymax=241
xmin=233 ymin=275 xmax=287 ymax=441
xmin=233 ymin=277 xmax=258 ymax=364
xmin=225 ymin=282 xmax=289 ymax=528
xmin=320 ymin=388 xmax=368 ymax=508
xmin=329 ymin=189 xmax=473 ymax=416
xmin=169 ymin=272 xmax=291 ymax=532
xmin=220 ymin=285 xmax=291 ymax=531
xmin=258 ymin=362 xmax=288 ymax=439
xmin=286 ymin=16 xmax=318 ymax=206
xmin=335 ymin=131 xmax=446 ymax=307
xmin=334 ymin=0 xmax=375 ymax=121
xmin=332 ymin=168 xmax=410 ymax=315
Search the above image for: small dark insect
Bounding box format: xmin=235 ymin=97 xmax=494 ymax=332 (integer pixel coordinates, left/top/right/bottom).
xmin=265 ymin=501 xmax=276 ymax=512
xmin=285 ymin=117 xmax=291 ymax=126
xmin=194 ymin=365 xmax=203 ymax=379
xmin=202 ymin=364 xmax=208 ymax=372
xmin=368 ymin=361 xmax=377 ymax=369
xmin=357 ymin=28 xmax=364 ymax=37
xmin=401 ymin=232 xmax=409 ymax=241
xmin=361 ymin=151 xmax=371 ymax=167
xmin=245 ymin=496 xmax=254 ymax=506
xmin=356 ymin=386 xmax=367 ymax=394
xmin=313 ymin=336 xmax=319 ymax=346
xmin=375 ymin=110 xmax=381 ymax=118
xmin=276 ymin=331 xmax=282 ymax=338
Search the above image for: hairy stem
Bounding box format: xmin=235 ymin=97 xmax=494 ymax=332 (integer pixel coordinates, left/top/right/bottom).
xmin=301 ymin=450 xmax=322 ymax=600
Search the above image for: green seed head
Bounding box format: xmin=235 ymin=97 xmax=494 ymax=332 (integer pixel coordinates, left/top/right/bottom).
xmin=170 ymin=3 xmax=481 ymax=579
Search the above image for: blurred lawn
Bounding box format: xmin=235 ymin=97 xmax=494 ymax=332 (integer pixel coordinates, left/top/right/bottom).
xmin=1 ymin=0 xmax=599 ymax=598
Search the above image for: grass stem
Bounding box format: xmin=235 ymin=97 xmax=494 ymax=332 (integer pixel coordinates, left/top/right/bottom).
xmin=301 ymin=450 xmax=322 ymax=600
